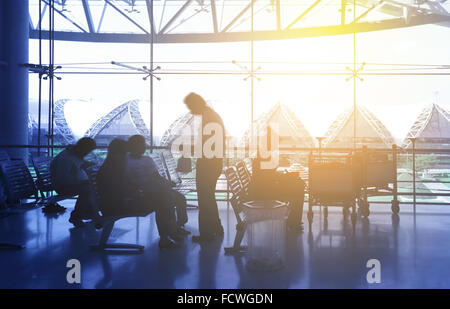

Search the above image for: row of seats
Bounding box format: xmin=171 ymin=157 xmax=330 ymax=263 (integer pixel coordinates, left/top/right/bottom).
xmin=0 ymin=150 xmax=196 ymax=206
xmin=223 ymin=158 xmax=254 ymax=254
xmin=0 ymin=153 xmax=40 ymax=207
xmin=0 ymin=150 xmax=72 ymax=207
xmin=0 ymin=151 xmax=39 ymax=249
xmin=0 ymin=149 xmax=193 ymax=252
xmin=0 ymin=148 xmax=231 ymax=251
xmin=0 ymin=153 xmax=77 ymax=208
xmin=225 ymin=157 xmax=300 ymax=255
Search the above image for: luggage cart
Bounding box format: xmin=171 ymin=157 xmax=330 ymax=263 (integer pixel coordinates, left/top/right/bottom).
xmin=307 ymin=152 xmax=358 ymax=227
xmin=356 ymin=146 xmax=398 ymax=217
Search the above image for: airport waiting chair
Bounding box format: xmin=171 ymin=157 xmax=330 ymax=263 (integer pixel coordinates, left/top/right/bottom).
xmin=224 ymin=166 xmax=288 ymax=255
xmin=150 ymin=152 xmax=186 ymax=192
xmin=31 ymin=156 xmax=53 ymax=196
xmin=0 ymin=160 xmax=39 ymax=207
xmin=0 ymin=157 xmax=32 ymax=249
xmin=150 ymin=152 xmax=200 ymax=210
xmin=149 ymin=153 xmax=170 ymax=180
xmin=162 ymin=150 xmax=230 ymax=193
xmin=31 ymin=156 xmax=75 ymax=205
xmin=161 ymin=151 xmax=181 ymax=184
xmin=0 ymin=150 xmax=10 ymax=164
xmin=162 ymin=151 xmax=196 ymax=192
xmin=0 ymin=179 xmax=6 ymax=208
xmin=235 ymin=161 xmax=251 ymax=196
xmin=243 ymin=157 xmax=253 ymax=176
xmin=86 ymin=166 xmax=145 ymax=253
xmin=0 ymin=170 xmax=24 ymax=249
xmin=93 ymin=216 xmax=145 ymax=253
xmin=224 ymin=166 xmax=248 ymax=254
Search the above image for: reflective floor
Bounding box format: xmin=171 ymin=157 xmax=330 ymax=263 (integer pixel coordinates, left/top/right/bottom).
xmin=1 ymin=200 xmax=450 ymax=289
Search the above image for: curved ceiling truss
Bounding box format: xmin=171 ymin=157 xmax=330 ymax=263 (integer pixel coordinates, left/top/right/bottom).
xmin=160 ymin=112 xmax=194 ymax=146
xmin=54 ymin=99 xmax=78 ymax=144
xmin=29 ymin=0 xmax=450 ymax=44
xmin=85 ymin=99 xmax=150 ymax=141
xmin=85 ymin=101 xmax=130 ymax=138
xmin=128 ymin=99 xmax=151 ymax=141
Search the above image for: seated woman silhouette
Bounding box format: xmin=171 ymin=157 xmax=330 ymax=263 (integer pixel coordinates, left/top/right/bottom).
xmin=96 ymin=138 xmax=179 ymax=249
xmin=126 ymin=135 xmax=190 ymax=236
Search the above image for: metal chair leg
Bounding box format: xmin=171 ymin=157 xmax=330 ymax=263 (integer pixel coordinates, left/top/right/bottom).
xmin=91 ymin=220 xmax=144 ymax=253
xmin=99 ymin=221 xmax=115 ymax=246
xmin=224 ymin=223 xmax=247 ymax=254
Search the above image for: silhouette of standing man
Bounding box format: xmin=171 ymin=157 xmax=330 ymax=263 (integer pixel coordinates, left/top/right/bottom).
xmin=183 ymin=93 xmax=225 ymax=242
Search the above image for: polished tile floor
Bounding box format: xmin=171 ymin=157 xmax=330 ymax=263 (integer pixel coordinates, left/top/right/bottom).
xmin=1 ymin=200 xmax=450 ymax=289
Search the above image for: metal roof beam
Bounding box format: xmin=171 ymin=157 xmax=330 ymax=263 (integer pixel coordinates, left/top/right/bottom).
xmin=285 ymin=0 xmax=322 ymax=30
xmin=42 ymin=0 xmax=88 ymax=33
xmin=352 ymin=1 xmax=384 ymax=24
xmin=145 ymin=0 xmax=157 ymax=39
xmin=97 ymin=2 xmax=107 ymax=32
xmin=159 ymin=0 xmax=194 ymax=34
xmin=36 ymin=3 xmax=48 ymax=31
xmin=221 ymin=0 xmax=256 ymax=33
xmin=211 ymin=0 xmax=218 ymax=33
xmin=29 ymin=12 xmax=450 ymax=43
xmin=158 ymin=0 xmax=168 ymax=33
xmin=81 ymin=0 xmax=95 ymax=33
xmin=104 ymin=0 xmax=149 ymax=34
xmin=276 ymin=0 xmax=281 ymax=30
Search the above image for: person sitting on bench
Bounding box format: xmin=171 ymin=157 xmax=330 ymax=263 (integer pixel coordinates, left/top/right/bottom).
xmin=50 ymin=137 xmax=99 ymax=228
xmin=126 ymin=135 xmax=190 ymax=236
xmin=97 ymin=138 xmax=180 ymax=249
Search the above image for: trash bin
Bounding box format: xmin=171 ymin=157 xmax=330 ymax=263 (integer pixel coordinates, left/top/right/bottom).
xmin=243 ymin=200 xmax=289 ymax=272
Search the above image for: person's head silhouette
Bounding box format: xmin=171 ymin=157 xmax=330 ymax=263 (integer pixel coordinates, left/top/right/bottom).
xmin=184 ymin=92 xmax=207 ymax=115
xmin=127 ymin=135 xmax=146 ymax=158
xmin=73 ymin=137 xmax=96 ymax=158
xmin=107 ymin=139 xmax=128 ymax=156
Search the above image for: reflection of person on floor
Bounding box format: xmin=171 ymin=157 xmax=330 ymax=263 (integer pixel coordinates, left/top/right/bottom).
xmin=97 ymin=138 xmax=181 ymax=249
xmin=50 ymin=137 xmax=99 ymax=227
xmin=183 ymin=92 xmax=225 ymax=242
xmin=126 ymin=135 xmax=190 ymax=246
xmin=198 ymin=240 xmax=223 ymax=288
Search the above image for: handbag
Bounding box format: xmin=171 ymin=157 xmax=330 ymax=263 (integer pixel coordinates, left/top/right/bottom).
xmin=176 ymin=156 xmax=192 ymax=173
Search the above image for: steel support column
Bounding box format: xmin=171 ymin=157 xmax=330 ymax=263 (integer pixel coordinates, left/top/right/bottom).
xmin=0 ymin=0 xmax=29 ymax=161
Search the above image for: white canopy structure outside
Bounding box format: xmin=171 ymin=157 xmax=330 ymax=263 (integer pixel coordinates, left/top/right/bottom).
xmin=402 ymin=103 xmax=450 ymax=149
xmin=322 ymin=105 xmax=395 ymax=148
xmin=240 ymin=102 xmax=315 ymax=149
